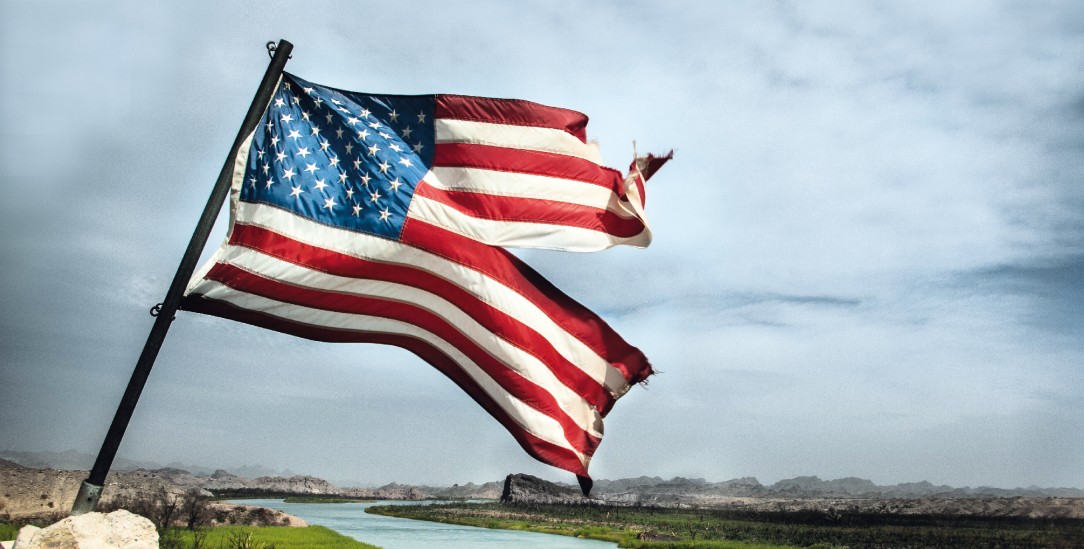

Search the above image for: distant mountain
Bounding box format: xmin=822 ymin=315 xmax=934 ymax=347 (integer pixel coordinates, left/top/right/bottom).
xmin=0 ymin=449 xmax=296 ymax=479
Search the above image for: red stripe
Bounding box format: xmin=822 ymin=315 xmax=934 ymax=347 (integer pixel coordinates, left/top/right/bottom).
xmin=400 ymin=220 xmax=654 ymax=395
xmin=413 ymin=181 xmax=646 ymax=238
xmin=180 ymin=295 xmax=590 ymax=476
xmin=228 ymin=224 xmax=614 ymax=412
xmin=434 ymin=143 xmax=623 ymax=191
xmin=198 ymin=262 xmax=601 ymax=457
xmin=435 ymin=95 xmax=588 ymax=143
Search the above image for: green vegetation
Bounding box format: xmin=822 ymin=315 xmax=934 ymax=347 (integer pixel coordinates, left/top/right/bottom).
xmin=368 ymin=501 xmax=1084 ymax=548
xmin=167 ymin=525 xmax=379 ymax=549
xmin=1 ymin=522 xmax=20 ymax=540
xmin=281 ymin=496 xmax=374 ymax=504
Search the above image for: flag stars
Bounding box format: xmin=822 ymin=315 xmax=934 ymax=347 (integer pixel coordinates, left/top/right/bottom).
xmin=323 ymin=197 xmax=337 ymax=211
xmin=338 ymin=172 xmax=349 ymax=184
xmin=274 ymin=97 xmax=285 ymax=108
xmin=388 ymin=178 xmax=403 ymax=192
xmin=290 ymin=185 xmax=304 ymax=198
xmin=270 ymin=135 xmax=280 ymax=147
xmin=357 ymin=128 xmax=370 ymax=140
xmin=352 ymin=203 xmax=363 ymax=217
xmin=282 ymin=167 xmax=296 ymax=180
xmin=379 ymin=207 xmax=392 ymax=222
xmin=359 ymin=173 xmax=372 ymax=186
xmin=344 ymin=143 xmax=354 ymax=155
xmin=378 ymin=160 xmax=391 ymax=174
xmin=325 ymin=113 xmax=334 ymax=124
xmin=369 ymin=189 xmax=382 ymax=203
xmin=275 ymin=150 xmax=287 ymax=163
xmin=262 ymin=162 xmax=271 ymax=175
xmin=336 ymin=127 xmax=345 ymax=139
xmin=379 ymin=131 xmax=393 ymax=140
xmin=265 ymin=121 xmax=275 ymax=132
xmin=297 ymin=147 xmax=311 ymax=158
xmin=310 ymin=125 xmax=321 ymax=136
xmin=280 ymin=113 xmax=294 ymax=123
xmin=320 ymin=140 xmax=331 ymax=152
xmin=389 ymin=109 xmax=400 ymax=123
xmin=328 ymin=156 xmax=340 ymax=168
xmin=314 ymin=97 xmax=323 ymax=108
xmin=367 ymin=144 xmax=381 ymax=156
xmin=412 ymin=143 xmax=424 ymax=153
xmin=287 ymin=129 xmax=303 ymax=141
xmin=368 ymin=121 xmax=381 ymax=129
xmin=304 ymin=162 xmax=318 ymax=174
xmin=303 ymin=86 xmax=314 ymax=95
xmin=398 ymin=157 xmax=413 ymax=168
xmin=345 ymin=187 xmax=355 ymax=199
xmin=313 ymin=178 xmax=329 ymax=192
xmin=347 ymin=116 xmax=360 ymax=126
xmin=401 ymin=127 xmax=413 ymax=139
xmin=389 ymin=143 xmax=403 ymax=153
xmin=264 ymin=179 xmax=274 ymax=190
xmin=360 ymin=108 xmax=371 ymax=118
xmin=417 ymin=112 xmax=426 ymax=123
xmin=301 ymin=111 xmax=311 ymax=121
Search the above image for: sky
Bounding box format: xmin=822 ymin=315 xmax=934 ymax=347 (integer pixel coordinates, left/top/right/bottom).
xmin=1 ymin=0 xmax=1081 ymax=489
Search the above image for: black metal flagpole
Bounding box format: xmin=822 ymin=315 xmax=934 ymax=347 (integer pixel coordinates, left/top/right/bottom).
xmin=70 ymin=39 xmax=294 ymax=516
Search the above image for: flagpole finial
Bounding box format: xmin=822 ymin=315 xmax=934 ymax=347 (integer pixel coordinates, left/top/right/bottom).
xmin=267 ymin=40 xmax=292 ymax=60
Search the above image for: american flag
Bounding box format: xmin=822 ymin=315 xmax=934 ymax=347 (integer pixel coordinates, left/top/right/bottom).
xmin=182 ymin=73 xmax=669 ymax=488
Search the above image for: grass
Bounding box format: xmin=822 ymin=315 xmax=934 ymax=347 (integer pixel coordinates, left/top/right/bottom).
xmin=367 ymin=501 xmax=1084 ymax=548
xmin=168 ymin=525 xmax=380 ymax=548
xmin=0 ymin=522 xmax=19 ymax=541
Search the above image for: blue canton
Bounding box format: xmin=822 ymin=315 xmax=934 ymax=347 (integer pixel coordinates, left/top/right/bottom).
xmin=240 ymin=73 xmax=435 ymax=240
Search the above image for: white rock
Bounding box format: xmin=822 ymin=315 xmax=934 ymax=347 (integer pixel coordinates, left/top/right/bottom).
xmin=12 ymin=510 xmax=157 ymax=549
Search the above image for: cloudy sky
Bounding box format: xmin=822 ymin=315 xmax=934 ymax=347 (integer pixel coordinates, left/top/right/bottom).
xmin=1 ymin=0 xmax=1081 ymax=489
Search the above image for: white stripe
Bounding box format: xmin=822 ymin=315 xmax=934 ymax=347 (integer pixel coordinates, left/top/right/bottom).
xmin=429 ymin=166 xmax=640 ymax=218
xmin=213 ymin=246 xmax=604 ymax=438
xmin=190 ymin=280 xmax=588 ymax=464
xmin=434 ymin=119 xmax=602 ymax=164
xmin=207 ymin=202 xmax=631 ymax=397
xmin=407 ymin=194 xmax=651 ymax=252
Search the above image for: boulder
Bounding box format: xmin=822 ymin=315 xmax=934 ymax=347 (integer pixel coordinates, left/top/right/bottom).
xmin=13 ymin=509 xmax=157 ymax=548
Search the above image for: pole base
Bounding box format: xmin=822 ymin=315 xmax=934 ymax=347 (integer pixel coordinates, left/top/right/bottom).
xmin=70 ymin=481 xmax=103 ymax=516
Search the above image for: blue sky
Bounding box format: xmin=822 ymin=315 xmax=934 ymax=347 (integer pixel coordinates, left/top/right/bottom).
xmin=1 ymin=0 xmax=1081 ymax=488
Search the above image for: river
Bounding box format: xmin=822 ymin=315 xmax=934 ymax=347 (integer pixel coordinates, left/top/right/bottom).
xmin=232 ymin=499 xmax=617 ymax=549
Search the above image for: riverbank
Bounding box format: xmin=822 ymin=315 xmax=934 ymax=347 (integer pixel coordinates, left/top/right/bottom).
xmin=368 ymin=501 xmax=1084 ymax=548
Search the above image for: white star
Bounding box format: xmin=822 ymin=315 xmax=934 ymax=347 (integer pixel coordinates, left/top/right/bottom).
xmin=347 ymin=116 xmax=360 ymax=126
xmin=360 ymin=108 xmax=371 ymax=118
xmin=248 ymin=176 xmax=257 ymax=188
xmin=353 ymin=157 xmax=363 ymax=170
xmin=275 ymin=150 xmax=287 ymax=163
xmin=389 ymin=143 xmax=403 ymax=152
xmin=379 ymin=207 xmax=392 ymax=222
xmin=377 ymin=160 xmax=391 ymax=174
xmin=331 ymin=98 xmax=341 ymax=105
xmin=336 ymin=127 xmax=345 ymax=139
xmin=379 ymin=131 xmax=392 ymax=140
xmin=287 ymin=129 xmax=302 ymax=141
xmin=270 ymin=135 xmax=280 ymax=147
xmin=389 ymin=109 xmax=399 ymax=123
xmin=325 ymin=113 xmax=334 ymax=124
xmin=297 ymin=147 xmax=311 ymax=158
xmin=338 ymin=106 xmax=350 ymax=113
xmin=265 ymin=121 xmax=274 ymax=132
xmin=257 ymin=149 xmax=265 ymax=159
xmin=398 ymin=157 xmax=413 ymax=168
xmin=292 ymin=96 xmax=301 ymax=105
xmin=328 ymin=156 xmax=340 ymax=168
xmin=359 ymin=173 xmax=372 ymax=186
xmin=352 ymin=203 xmax=363 ymax=217
xmin=323 ymin=197 xmax=337 ymax=211
xmin=367 ymin=144 xmax=381 ymax=156
xmin=369 ymin=189 xmax=382 ymax=203
xmin=357 ymin=128 xmax=370 ymax=140
xmin=304 ymin=162 xmax=318 ymax=174
xmin=344 ymin=143 xmax=354 ymax=154
xmin=264 ymin=179 xmax=274 ymax=190
xmin=320 ymin=140 xmax=330 ymax=151
xmin=338 ymin=172 xmax=349 ymax=184
xmin=412 ymin=143 xmax=424 ymax=153
xmin=313 ymin=178 xmax=328 ymax=191
xmin=280 ymin=113 xmax=293 ymax=123
xmin=303 ymin=86 xmax=314 ymax=95
xmin=310 ymin=126 xmax=321 ymax=136
xmin=345 ymin=187 xmax=355 ymax=199
xmin=282 ymin=167 xmax=296 ymax=180
xmin=314 ymin=97 xmax=323 ymax=108
xmin=290 ymin=185 xmax=304 ymax=198
xmin=301 ymin=111 xmax=310 ymax=121
xmin=262 ymin=162 xmax=271 ymax=175
xmin=388 ymin=178 xmax=403 ymax=192
xmin=417 ymin=112 xmax=427 ymax=123
xmin=401 ymin=127 xmax=413 ymax=139
xmin=368 ymin=121 xmax=381 ymax=129
xmin=274 ymin=97 xmax=285 ymax=108
xmin=283 ymin=82 xmax=291 ymax=90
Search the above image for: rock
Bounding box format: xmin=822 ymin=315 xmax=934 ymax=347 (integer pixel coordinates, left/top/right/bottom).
xmin=501 ymin=474 xmax=586 ymax=504
xmin=12 ymin=509 xmax=157 ymax=548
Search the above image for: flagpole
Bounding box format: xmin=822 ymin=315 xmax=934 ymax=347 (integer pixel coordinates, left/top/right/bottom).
xmin=70 ymin=39 xmax=294 ymax=516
